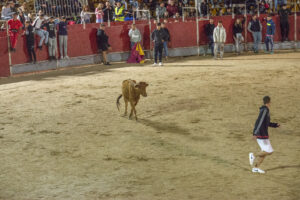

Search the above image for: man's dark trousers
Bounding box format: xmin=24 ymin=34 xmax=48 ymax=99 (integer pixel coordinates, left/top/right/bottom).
xmin=154 ymin=43 xmax=163 ymax=63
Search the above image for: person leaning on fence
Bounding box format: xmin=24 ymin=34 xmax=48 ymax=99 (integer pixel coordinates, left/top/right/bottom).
xmin=265 ymin=14 xmax=276 ymax=54
xmin=161 ymin=22 xmax=170 ymax=60
xmin=81 ymin=6 xmax=91 ymax=24
xmin=23 ymin=20 xmax=36 ymax=64
xmin=233 ymin=16 xmax=246 ymax=55
xmin=58 ymin=16 xmax=69 ymax=59
xmin=205 ymin=18 xmax=215 ymax=56
xmin=213 ymin=20 xmax=226 ymax=60
xmin=7 ymin=13 xmax=23 ymax=52
xmin=42 ymin=16 xmax=57 ymax=61
xmin=95 ymin=3 xmax=105 ymax=23
xmin=128 ymin=24 xmax=141 ymax=49
xmin=97 ymin=23 xmax=112 ymax=65
xmin=278 ymin=4 xmax=291 ymax=42
xmin=32 ymin=14 xmax=49 ymax=50
xmin=1 ymin=2 xmax=13 ymax=20
xmin=103 ymin=1 xmax=114 ymax=22
xmin=248 ymin=14 xmax=262 ymax=53
xmin=156 ymin=3 xmax=167 ymax=19
xmin=151 ymin=22 xmax=168 ymax=66
xmin=115 ymin=2 xmax=125 ymax=22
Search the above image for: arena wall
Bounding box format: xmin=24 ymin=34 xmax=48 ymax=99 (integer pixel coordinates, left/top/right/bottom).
xmin=1 ymin=15 xmax=300 ymax=77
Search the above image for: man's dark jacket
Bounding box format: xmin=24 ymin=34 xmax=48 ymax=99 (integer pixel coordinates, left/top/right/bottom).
xmin=253 ymin=105 xmax=279 ymax=139
xmin=151 ymin=29 xmax=168 ymax=45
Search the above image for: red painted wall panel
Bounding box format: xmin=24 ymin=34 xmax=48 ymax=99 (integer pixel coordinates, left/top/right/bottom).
xmin=0 ymin=32 xmax=10 ymax=77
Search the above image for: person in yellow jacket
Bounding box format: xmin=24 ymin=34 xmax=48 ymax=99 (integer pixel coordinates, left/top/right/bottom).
xmin=115 ymin=2 xmax=125 ymax=22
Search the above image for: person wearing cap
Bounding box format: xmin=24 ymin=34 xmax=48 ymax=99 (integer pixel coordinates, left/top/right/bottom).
xmin=58 ymin=16 xmax=69 ymax=59
xmin=24 ymin=20 xmax=36 ymax=64
xmin=41 ymin=16 xmax=57 ymax=61
xmin=97 ymin=24 xmax=112 ymax=65
xmin=114 ymin=2 xmax=125 ymax=22
xmin=151 ymin=22 xmax=168 ymax=66
xmin=278 ymin=4 xmax=291 ymax=42
xmin=213 ymin=20 xmax=226 ymax=59
xmin=7 ymin=13 xmax=23 ymax=52
xmin=265 ymin=15 xmax=276 ymax=54
xmin=32 ymin=13 xmax=49 ymax=50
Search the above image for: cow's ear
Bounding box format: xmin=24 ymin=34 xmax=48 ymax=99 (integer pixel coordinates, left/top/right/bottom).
xmin=135 ymin=84 xmax=140 ymax=88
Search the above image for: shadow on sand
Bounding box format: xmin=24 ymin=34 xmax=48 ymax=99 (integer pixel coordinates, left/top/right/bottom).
xmin=266 ymin=165 xmax=300 ymax=172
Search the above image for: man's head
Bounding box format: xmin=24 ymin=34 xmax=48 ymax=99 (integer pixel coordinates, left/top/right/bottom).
xmin=170 ymin=0 xmax=174 ymax=6
xmin=116 ymin=2 xmax=121 ymax=7
xmin=282 ymin=4 xmax=287 ymax=9
xmin=267 ymin=14 xmax=272 ymax=21
xmin=252 ymin=14 xmax=257 ymax=20
xmin=12 ymin=13 xmax=18 ymax=20
xmin=40 ymin=13 xmax=45 ymax=19
xmin=156 ymin=22 xmax=161 ymax=30
xmin=135 ymin=82 xmax=149 ymax=97
xmin=218 ymin=20 xmax=222 ymax=27
xmin=105 ymin=1 xmax=110 ymax=7
xmin=263 ymin=96 xmax=271 ymax=107
xmin=209 ymin=18 xmax=214 ymax=24
xmin=160 ymin=2 xmax=164 ymax=7
xmin=161 ymin=22 xmax=166 ymax=28
xmin=131 ymin=23 xmax=136 ymax=30
xmin=38 ymin=10 xmax=43 ymax=16
xmin=50 ymin=16 xmax=54 ymax=22
xmin=61 ymin=16 xmax=66 ymax=21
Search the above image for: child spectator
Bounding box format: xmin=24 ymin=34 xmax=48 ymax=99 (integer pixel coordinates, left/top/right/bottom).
xmin=42 ymin=16 xmax=57 ymax=61
xmin=213 ymin=20 xmax=226 ymax=59
xmin=24 ymin=20 xmax=36 ymax=64
xmin=265 ymin=15 xmax=275 ymax=54
xmin=95 ymin=3 xmax=105 ymax=23
xmin=97 ymin=24 xmax=112 ymax=65
xmin=58 ymin=16 xmax=69 ymax=59
xmin=32 ymin=14 xmax=49 ymax=50
xmin=8 ymin=13 xmax=23 ymax=52
xmin=81 ymin=6 xmax=91 ymax=24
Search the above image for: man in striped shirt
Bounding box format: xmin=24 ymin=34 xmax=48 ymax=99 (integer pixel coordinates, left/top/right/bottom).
xmin=249 ymin=96 xmax=280 ymax=174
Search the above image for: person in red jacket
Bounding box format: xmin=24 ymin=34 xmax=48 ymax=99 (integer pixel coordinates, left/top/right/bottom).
xmin=7 ymin=13 xmax=23 ymax=52
xmin=166 ymin=0 xmax=178 ymax=18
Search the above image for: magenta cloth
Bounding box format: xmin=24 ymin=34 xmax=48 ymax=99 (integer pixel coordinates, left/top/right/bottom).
xmin=127 ymin=43 xmax=144 ymax=63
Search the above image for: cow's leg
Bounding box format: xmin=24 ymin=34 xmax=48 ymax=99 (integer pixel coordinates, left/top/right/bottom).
xmin=130 ymin=101 xmax=138 ymax=121
xmin=123 ymin=98 xmax=128 ymax=116
xmin=129 ymin=101 xmax=135 ymax=119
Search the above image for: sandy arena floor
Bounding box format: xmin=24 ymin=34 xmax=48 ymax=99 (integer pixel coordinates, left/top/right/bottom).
xmin=0 ymin=51 xmax=300 ymax=200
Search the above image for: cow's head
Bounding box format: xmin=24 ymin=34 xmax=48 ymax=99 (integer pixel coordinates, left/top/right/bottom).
xmin=135 ymin=82 xmax=149 ymax=97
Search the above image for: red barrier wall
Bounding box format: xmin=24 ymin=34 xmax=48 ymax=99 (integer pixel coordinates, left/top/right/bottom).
xmin=0 ymin=32 xmax=10 ymax=77
xmin=0 ymin=15 xmax=299 ymax=77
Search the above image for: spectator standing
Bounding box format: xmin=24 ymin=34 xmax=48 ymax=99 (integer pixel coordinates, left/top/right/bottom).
xmin=278 ymin=4 xmax=291 ymax=42
xmin=161 ymin=22 xmax=170 ymax=60
xmin=97 ymin=24 xmax=111 ymax=65
xmin=104 ymin=1 xmax=114 ymax=22
xmin=265 ymin=15 xmax=276 ymax=54
xmin=42 ymin=16 xmax=57 ymax=61
xmin=151 ymin=22 xmax=168 ymax=66
xmin=205 ymin=18 xmax=215 ymax=56
xmin=233 ymin=17 xmax=245 ymax=55
xmin=58 ymin=16 xmax=69 ymax=59
xmin=32 ymin=14 xmax=49 ymax=50
xmin=167 ymin=0 xmax=178 ymax=18
xmin=114 ymin=2 xmax=125 ymax=22
xmin=18 ymin=11 xmax=26 ymax=28
xmin=156 ymin=3 xmax=166 ymax=19
xmin=248 ymin=14 xmax=262 ymax=53
xmin=81 ymin=6 xmax=91 ymax=24
xmin=24 ymin=20 xmax=36 ymax=64
xmin=213 ymin=20 xmax=226 ymax=59
xmin=95 ymin=3 xmax=105 ymax=23
xmin=8 ymin=13 xmax=23 ymax=52
xmin=128 ymin=24 xmax=141 ymax=49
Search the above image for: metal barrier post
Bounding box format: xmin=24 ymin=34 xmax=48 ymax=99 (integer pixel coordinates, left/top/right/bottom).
xmin=5 ymin=21 xmax=12 ymax=68
xmin=148 ymin=11 xmax=152 ymax=60
xmin=295 ymin=1 xmax=297 ymax=50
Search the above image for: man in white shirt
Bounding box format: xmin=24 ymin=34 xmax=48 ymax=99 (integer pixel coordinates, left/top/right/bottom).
xmin=32 ymin=14 xmax=49 ymax=50
xmin=128 ymin=23 xmax=141 ymax=49
xmin=213 ymin=20 xmax=226 ymax=59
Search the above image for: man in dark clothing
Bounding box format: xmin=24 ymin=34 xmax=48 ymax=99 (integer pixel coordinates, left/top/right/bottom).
xmin=247 ymin=14 xmax=262 ymax=53
xmin=24 ymin=20 xmax=36 ymax=64
xmin=42 ymin=16 xmax=57 ymax=61
xmin=151 ymin=23 xmax=168 ymax=66
xmin=249 ymin=96 xmax=280 ymax=174
xmin=103 ymin=1 xmax=114 ymax=22
xmin=278 ymin=4 xmax=291 ymax=42
xmin=205 ymin=18 xmax=215 ymax=56
xmin=97 ymin=24 xmax=111 ymax=65
xmin=161 ymin=22 xmax=170 ymax=60
xmin=58 ymin=16 xmax=68 ymax=59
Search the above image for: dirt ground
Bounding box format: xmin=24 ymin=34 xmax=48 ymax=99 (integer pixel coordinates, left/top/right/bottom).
xmin=0 ymin=51 xmax=300 ymax=200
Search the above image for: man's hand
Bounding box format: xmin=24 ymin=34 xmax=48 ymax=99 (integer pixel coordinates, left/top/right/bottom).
xmin=277 ymin=123 xmax=281 ymax=128
xmin=252 ymin=135 xmax=257 ymax=140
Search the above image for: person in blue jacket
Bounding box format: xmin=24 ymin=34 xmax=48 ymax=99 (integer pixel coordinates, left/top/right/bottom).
xmin=265 ymin=15 xmax=276 ymax=54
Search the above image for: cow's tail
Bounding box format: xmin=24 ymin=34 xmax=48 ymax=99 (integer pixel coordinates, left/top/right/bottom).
xmin=116 ymin=94 xmax=123 ymax=111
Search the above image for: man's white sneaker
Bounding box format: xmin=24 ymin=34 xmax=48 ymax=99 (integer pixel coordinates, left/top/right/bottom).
xmin=252 ymin=168 xmax=265 ymax=174
xmin=153 ymin=63 xmax=157 ymax=66
xmin=249 ymin=152 xmax=255 ymax=166
xmin=159 ymin=62 xmax=163 ymax=66
xmin=65 ymin=56 xmax=70 ymax=59
xmin=60 ymin=56 xmax=64 ymax=60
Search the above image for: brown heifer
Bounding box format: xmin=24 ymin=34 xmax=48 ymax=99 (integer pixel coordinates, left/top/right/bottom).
xmin=116 ymin=79 xmax=149 ymax=120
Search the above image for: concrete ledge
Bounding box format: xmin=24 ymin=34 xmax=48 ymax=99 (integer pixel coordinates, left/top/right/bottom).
xmin=10 ymin=41 xmax=300 ymax=75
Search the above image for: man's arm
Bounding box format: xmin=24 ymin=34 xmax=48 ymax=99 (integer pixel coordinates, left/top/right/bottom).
xmin=269 ymin=122 xmax=280 ymax=128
